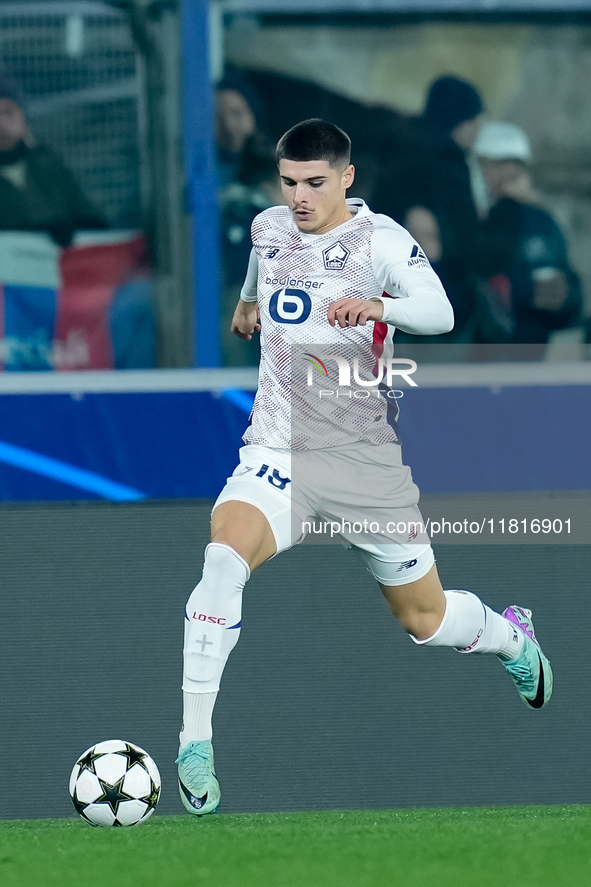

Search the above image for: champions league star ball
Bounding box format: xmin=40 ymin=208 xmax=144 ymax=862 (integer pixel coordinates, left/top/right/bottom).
xmin=69 ymin=740 xmax=161 ymax=826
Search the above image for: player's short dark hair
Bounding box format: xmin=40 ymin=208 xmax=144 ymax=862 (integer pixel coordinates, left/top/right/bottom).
xmin=276 ymin=119 xmax=351 ymax=169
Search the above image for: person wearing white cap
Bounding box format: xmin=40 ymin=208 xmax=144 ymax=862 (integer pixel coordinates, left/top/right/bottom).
xmin=475 ymin=122 xmax=536 ymax=208
xmin=473 ymin=121 xmax=581 ymax=345
xmin=476 ymin=121 xmax=532 ymax=161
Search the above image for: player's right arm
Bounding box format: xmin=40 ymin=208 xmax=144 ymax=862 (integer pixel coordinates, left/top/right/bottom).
xmin=231 ymin=248 xmax=261 ymax=340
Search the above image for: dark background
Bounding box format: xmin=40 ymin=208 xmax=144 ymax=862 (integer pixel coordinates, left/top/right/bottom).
xmin=0 ymin=499 xmax=588 ymax=820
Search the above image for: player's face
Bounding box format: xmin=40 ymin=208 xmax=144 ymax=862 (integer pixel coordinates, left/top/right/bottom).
xmin=279 ymin=159 xmax=355 ymax=235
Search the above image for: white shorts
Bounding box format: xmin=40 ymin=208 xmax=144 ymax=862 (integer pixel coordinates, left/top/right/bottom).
xmin=213 ymin=441 xmax=434 ymax=586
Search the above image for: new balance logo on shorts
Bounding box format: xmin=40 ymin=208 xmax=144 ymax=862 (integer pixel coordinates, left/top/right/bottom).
xmin=396 ymin=559 xmax=418 ymax=571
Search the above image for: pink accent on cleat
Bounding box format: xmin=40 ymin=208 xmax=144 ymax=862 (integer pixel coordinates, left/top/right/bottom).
xmin=502 ymin=605 xmax=538 ymax=646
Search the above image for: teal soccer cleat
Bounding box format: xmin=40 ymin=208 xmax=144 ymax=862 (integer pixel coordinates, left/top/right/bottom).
xmin=176 ymin=740 xmax=221 ymax=815
xmin=501 ymin=606 xmax=553 ymax=709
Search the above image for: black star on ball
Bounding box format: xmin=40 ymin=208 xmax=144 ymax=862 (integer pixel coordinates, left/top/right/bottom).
xmin=98 ymin=775 xmax=135 ymax=817
xmin=119 ymin=743 xmax=148 ymax=770
xmin=76 ymin=748 xmax=107 ymax=775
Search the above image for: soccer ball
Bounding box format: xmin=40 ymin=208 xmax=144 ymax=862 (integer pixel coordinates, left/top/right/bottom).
xmin=69 ymin=739 xmax=161 ymax=827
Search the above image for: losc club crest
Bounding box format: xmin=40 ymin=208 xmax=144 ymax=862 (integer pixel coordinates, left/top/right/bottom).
xmin=323 ymin=241 xmax=350 ymax=271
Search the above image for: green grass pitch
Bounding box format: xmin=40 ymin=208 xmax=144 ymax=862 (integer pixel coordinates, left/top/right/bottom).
xmin=1 ymin=805 xmax=590 ymax=887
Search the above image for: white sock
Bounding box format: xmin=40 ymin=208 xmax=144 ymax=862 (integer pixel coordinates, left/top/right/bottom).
xmin=413 ymin=589 xmax=524 ymax=659
xmin=180 ymin=543 xmax=249 ymax=746
xmin=180 ymin=691 xmax=217 ymax=745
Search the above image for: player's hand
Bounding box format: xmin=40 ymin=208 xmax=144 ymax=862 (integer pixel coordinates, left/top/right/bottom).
xmin=327 ymin=298 xmax=384 ymax=328
xmin=231 ymin=299 xmax=261 ymax=340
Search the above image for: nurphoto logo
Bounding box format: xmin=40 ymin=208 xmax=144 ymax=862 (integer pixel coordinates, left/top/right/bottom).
xmin=304 ymin=353 xmax=418 ymax=388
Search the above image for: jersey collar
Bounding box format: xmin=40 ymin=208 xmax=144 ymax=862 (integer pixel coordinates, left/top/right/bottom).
xmin=346 ymin=197 xmax=370 ymax=217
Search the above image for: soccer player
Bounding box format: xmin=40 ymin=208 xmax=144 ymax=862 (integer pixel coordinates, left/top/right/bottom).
xmin=176 ymin=119 xmax=553 ymax=815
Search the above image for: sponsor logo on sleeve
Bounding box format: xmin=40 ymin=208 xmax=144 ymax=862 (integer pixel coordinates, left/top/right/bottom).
xmin=408 ymin=244 xmax=430 ymax=268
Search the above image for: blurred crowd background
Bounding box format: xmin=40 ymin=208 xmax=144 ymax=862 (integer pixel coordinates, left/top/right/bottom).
xmin=1 ymin=1 xmax=590 ymax=370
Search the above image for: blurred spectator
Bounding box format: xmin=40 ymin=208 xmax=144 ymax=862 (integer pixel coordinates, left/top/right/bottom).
xmin=0 ymin=77 xmax=108 ymax=247
xmin=220 ymin=149 xmax=283 ymax=288
xmin=474 ymin=121 xmax=581 ymax=346
xmin=215 ymin=74 xmax=272 ymax=189
xmin=377 ymin=75 xmax=484 ymax=345
xmin=216 ymin=85 xmax=257 ymax=186
xmin=219 ymin=147 xmax=282 ymax=367
xmin=216 ymin=73 xmax=277 ymax=366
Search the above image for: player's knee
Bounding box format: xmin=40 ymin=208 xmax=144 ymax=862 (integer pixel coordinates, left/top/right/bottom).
xmin=395 ymin=605 xmax=445 ymax=641
xmin=202 ymin=542 xmax=251 ymax=585
xmin=186 ymin=543 xmax=249 ymax=618
xmin=211 ymin=501 xmax=276 ymax=570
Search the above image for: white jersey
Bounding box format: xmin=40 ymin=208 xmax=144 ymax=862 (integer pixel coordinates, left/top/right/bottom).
xmin=240 ymin=198 xmax=453 ymax=450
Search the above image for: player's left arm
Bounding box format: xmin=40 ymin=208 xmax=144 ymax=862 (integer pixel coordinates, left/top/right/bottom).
xmin=328 ymin=226 xmax=454 ymax=335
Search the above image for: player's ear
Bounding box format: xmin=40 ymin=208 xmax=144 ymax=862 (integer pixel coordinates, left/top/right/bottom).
xmin=342 ymin=164 xmax=355 ymax=191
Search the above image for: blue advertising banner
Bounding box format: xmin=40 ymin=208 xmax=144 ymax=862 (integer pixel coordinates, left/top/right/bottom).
xmin=0 ymin=366 xmax=589 ymax=501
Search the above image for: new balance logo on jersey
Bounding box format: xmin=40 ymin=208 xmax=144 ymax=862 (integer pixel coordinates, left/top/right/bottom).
xmin=265 ymin=248 xmax=280 ymax=258
xmin=323 ymin=241 xmax=350 ymax=270
xmin=408 ymin=244 xmax=429 ymax=268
